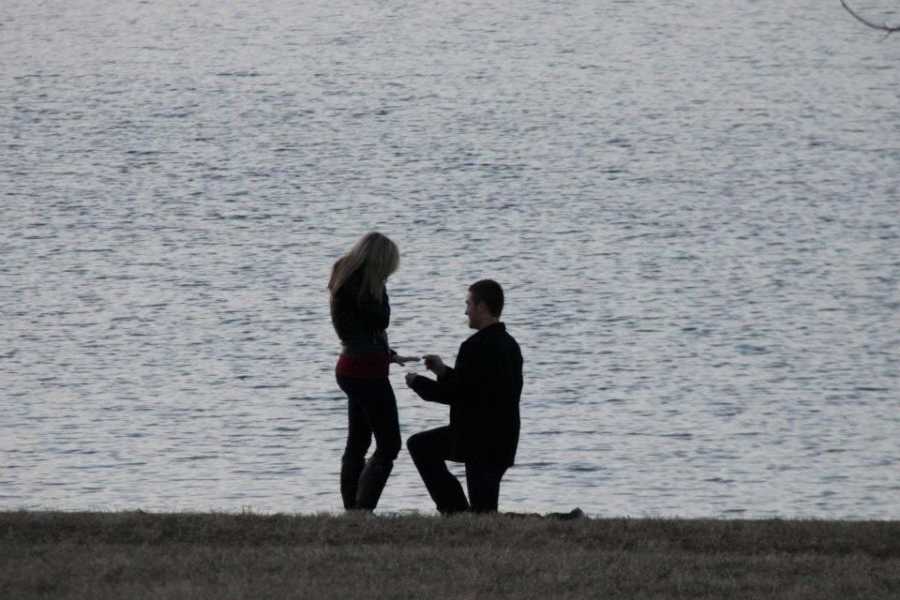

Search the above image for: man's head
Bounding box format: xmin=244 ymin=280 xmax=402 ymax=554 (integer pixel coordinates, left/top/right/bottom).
xmin=466 ymin=279 xmax=504 ymax=330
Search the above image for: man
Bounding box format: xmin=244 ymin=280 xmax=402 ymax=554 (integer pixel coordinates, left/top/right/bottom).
xmin=405 ymin=279 xmax=523 ymax=514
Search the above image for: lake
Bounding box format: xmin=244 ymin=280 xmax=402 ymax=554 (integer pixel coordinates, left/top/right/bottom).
xmin=2 ymin=0 xmax=898 ymax=518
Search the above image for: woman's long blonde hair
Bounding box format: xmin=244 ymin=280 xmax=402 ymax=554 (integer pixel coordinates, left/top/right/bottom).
xmin=328 ymin=232 xmax=400 ymax=303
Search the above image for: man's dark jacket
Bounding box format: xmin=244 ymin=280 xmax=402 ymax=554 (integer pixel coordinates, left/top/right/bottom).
xmin=409 ymin=323 xmax=523 ymax=467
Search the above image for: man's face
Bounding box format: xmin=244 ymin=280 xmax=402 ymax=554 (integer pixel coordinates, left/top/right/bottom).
xmin=465 ymin=292 xmax=481 ymax=329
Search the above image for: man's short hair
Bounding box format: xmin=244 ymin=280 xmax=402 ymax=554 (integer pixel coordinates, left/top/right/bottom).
xmin=469 ymin=279 xmax=504 ymax=317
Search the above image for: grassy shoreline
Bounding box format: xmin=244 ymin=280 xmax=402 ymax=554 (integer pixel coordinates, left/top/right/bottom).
xmin=2 ymin=510 xmax=898 ymax=599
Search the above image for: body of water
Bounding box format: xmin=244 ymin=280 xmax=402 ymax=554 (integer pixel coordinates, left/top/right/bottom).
xmin=2 ymin=0 xmax=899 ymax=518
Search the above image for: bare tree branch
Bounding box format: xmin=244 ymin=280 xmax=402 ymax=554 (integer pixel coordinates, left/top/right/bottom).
xmin=841 ymin=0 xmax=900 ymax=33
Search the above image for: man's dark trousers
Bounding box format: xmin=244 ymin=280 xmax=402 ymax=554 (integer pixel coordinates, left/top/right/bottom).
xmin=407 ymin=426 xmax=508 ymax=514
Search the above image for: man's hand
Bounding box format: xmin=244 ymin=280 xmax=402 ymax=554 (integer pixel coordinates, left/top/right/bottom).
xmin=423 ymin=354 xmax=447 ymax=378
xmin=405 ymin=372 xmax=418 ymax=387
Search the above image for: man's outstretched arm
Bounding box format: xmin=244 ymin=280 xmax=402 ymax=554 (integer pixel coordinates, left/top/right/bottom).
xmin=406 ymin=373 xmax=451 ymax=405
xmin=405 ymin=349 xmax=469 ymax=405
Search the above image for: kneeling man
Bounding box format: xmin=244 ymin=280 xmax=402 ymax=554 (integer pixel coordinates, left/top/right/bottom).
xmin=405 ymin=279 xmax=523 ymax=514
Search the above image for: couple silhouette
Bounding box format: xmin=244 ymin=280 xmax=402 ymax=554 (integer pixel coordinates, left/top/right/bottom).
xmin=328 ymin=232 xmax=523 ymax=513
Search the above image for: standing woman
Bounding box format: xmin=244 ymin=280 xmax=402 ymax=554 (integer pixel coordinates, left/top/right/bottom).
xmin=328 ymin=232 xmax=415 ymax=511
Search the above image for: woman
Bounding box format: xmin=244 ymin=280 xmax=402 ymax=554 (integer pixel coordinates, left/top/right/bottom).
xmin=328 ymin=232 xmax=416 ymax=511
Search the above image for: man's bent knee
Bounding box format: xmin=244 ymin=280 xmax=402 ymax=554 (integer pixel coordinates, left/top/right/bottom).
xmin=406 ymin=432 xmax=423 ymax=457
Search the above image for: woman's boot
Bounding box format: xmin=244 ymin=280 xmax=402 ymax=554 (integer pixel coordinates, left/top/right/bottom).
xmin=354 ymin=458 xmax=393 ymax=510
xmin=341 ymin=456 xmax=366 ymax=510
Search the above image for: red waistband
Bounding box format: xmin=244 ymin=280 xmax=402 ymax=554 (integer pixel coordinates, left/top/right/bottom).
xmin=336 ymin=352 xmax=390 ymax=378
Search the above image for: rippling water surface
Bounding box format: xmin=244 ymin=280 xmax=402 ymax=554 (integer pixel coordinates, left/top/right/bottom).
xmin=2 ymin=0 xmax=899 ymax=518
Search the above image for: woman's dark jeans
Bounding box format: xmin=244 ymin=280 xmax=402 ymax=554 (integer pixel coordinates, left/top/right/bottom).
xmin=336 ymin=376 xmax=401 ymax=510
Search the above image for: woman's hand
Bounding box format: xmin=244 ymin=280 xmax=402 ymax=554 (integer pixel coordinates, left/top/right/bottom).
xmin=391 ymin=354 xmax=421 ymax=366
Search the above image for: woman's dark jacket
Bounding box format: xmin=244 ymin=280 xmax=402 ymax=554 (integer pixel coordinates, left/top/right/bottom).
xmin=409 ymin=323 xmax=523 ymax=468
xmin=331 ymin=270 xmax=392 ymax=356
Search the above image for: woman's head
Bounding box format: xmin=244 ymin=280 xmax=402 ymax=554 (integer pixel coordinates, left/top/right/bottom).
xmin=329 ymin=232 xmax=399 ymax=301
xmin=351 ymin=231 xmax=399 ymax=282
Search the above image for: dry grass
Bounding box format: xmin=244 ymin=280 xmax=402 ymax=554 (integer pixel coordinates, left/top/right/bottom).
xmin=1 ymin=510 xmax=898 ymax=599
